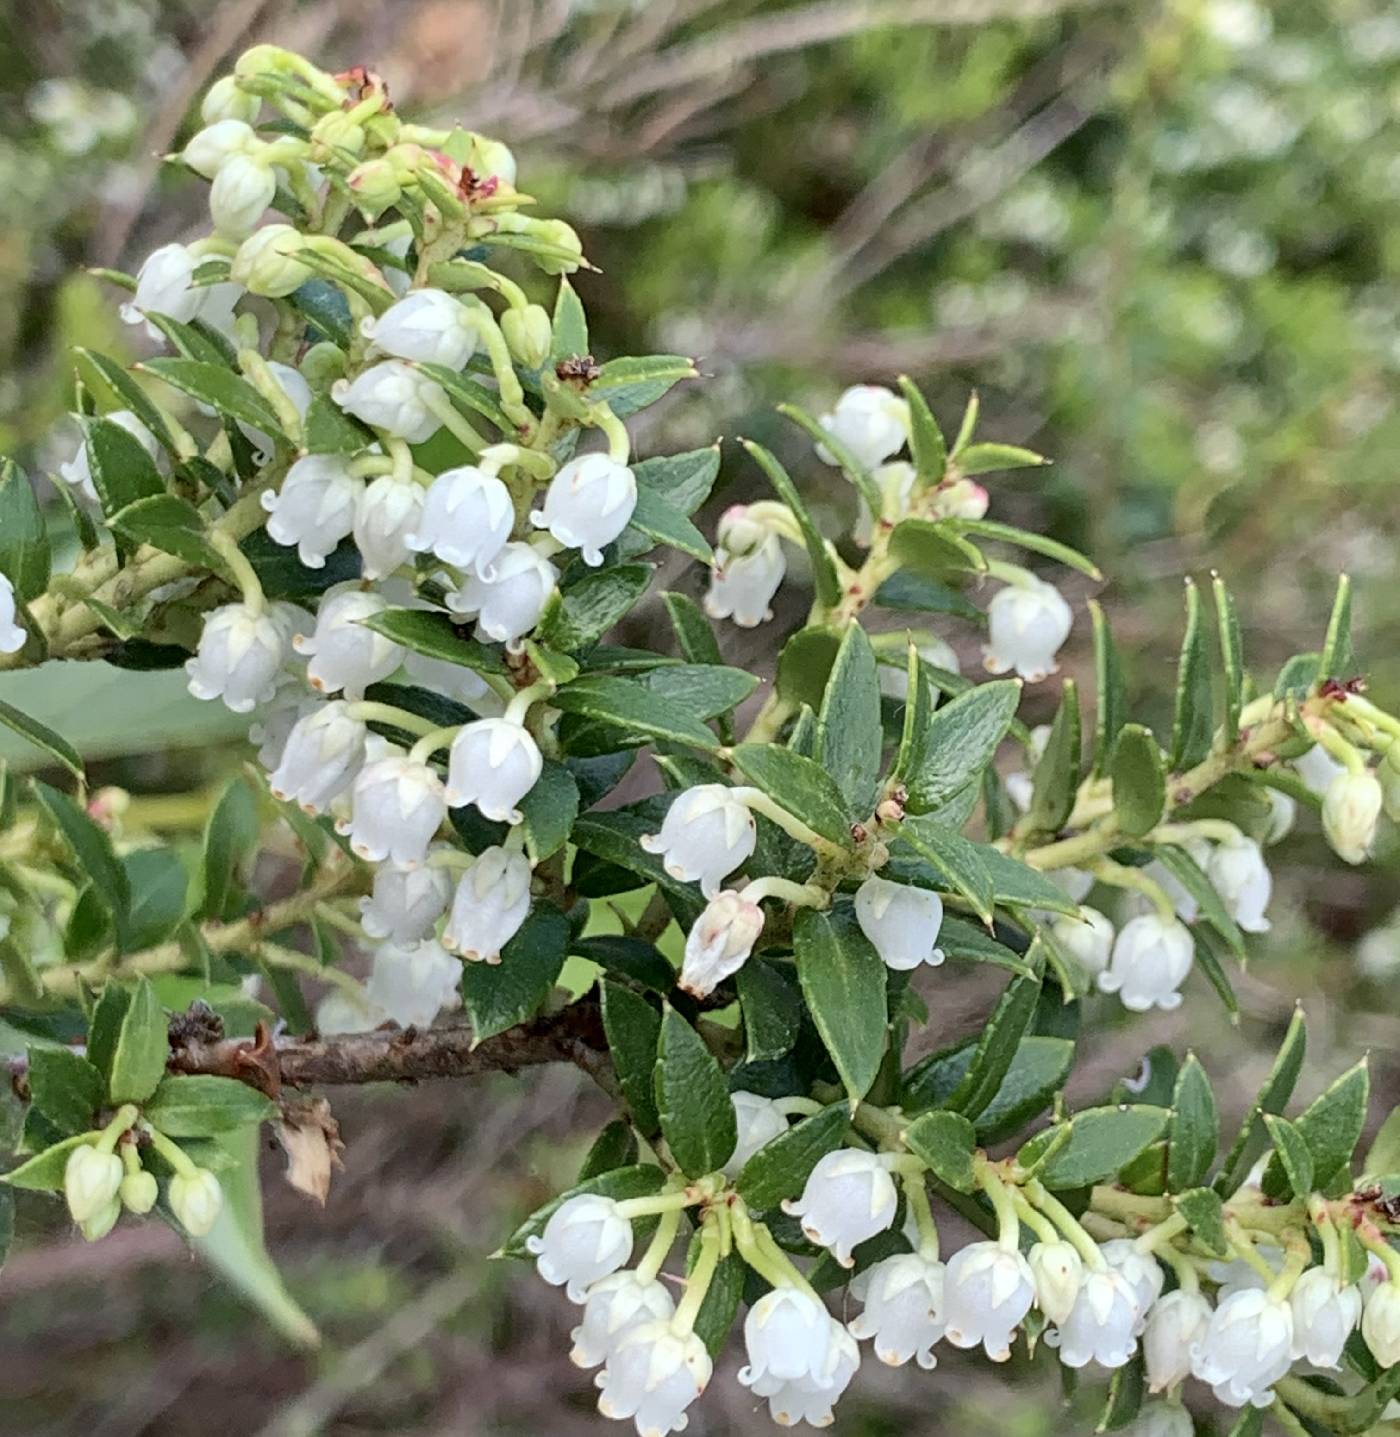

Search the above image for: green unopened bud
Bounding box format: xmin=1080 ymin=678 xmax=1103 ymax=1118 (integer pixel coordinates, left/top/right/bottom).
xmin=529 ymin=219 xmax=584 ymax=275
xmin=1364 ymin=1280 xmax=1400 ymax=1366
xmin=230 ymin=224 xmax=312 ymax=298
xmin=79 ymin=1198 xmax=122 ymax=1243
xmin=169 ymin=1167 xmax=224 ymax=1237
xmin=501 ymin=304 xmax=552 ymax=369
xmin=65 ymin=1145 xmax=123 ymax=1225
xmin=467 ymin=134 xmax=517 ymax=186
xmin=120 ymin=1168 xmax=159 ymax=1215
xmin=1322 ymin=770 xmax=1383 ymax=865
xmin=310 ymin=109 xmax=366 ymax=163
xmin=1028 ymin=1240 xmax=1084 ymax=1326
xmin=201 ymin=75 xmax=259 ymax=125
xmin=301 ymin=340 xmax=348 ymax=387
xmin=346 ymin=157 xmax=402 ymax=217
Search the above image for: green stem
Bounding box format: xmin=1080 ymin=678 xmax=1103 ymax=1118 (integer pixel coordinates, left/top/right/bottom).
xmin=741 ymin=877 xmax=829 ymax=909
xmin=978 ymin=1162 xmax=1021 ymax=1252
xmin=142 ymin=1124 xmax=199 ymax=1178
xmin=408 ymin=725 xmax=460 ymax=765
xmin=346 ymin=701 xmax=441 ymax=738
xmin=635 ymin=1207 xmax=682 ymax=1284
xmin=1026 ymin=1179 xmax=1106 ymax=1269
xmin=672 ymin=1225 xmax=721 ymax=1333
xmin=729 ymin=787 xmax=844 ymax=859
xmin=421 ymin=389 xmax=489 ymax=454
xmin=504 ymin=680 xmax=555 ymax=728
xmin=904 ymin=1171 xmax=940 ymax=1259
xmin=1087 ymin=856 xmax=1177 ymax=922
xmin=210 ymin=530 xmax=267 ymax=615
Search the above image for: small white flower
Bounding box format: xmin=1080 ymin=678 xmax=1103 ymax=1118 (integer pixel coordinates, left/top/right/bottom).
xmin=704 ymin=533 xmax=785 ymax=628
xmin=639 ymin=785 xmax=757 ymax=898
xmin=1049 ymin=907 xmax=1115 ymax=980
xmin=405 ymin=465 xmax=513 ymax=575
xmin=739 ymin=1286 xmax=834 ymax=1388
xmin=679 ymin=890 xmax=764 ymax=997
xmin=1190 ymin=1287 xmax=1293 ymax=1409
xmin=526 ymin=1193 xmax=634 ymax=1300
xmin=1097 ymin=914 xmax=1194 ymax=1013
xmin=120 ymin=242 xmax=234 ymax=341
xmin=347 ymin=755 xmax=446 ymax=866
xmin=249 ymin=688 xmax=313 ymax=770
xmin=360 ymin=856 xmax=453 ymax=944
xmin=292 ymin=587 xmax=404 ymax=698
xmin=442 ymin=846 xmax=532 ymax=961
xmin=781 ymin=1149 xmax=899 ymax=1268
xmin=1126 ymin=1403 xmax=1195 ymax=1437
xmin=402 ymin=650 xmax=490 ymax=704
xmin=1141 ymin=835 xmax=1210 ymax=922
xmin=186 ymin=601 xmax=292 ymax=714
xmin=816 ymin=384 xmax=909 ymax=469
xmin=1048 ymin=1267 xmax=1140 ymax=1370
xmin=1029 ymin=1241 xmax=1084 ymax=1326
xmin=983 ymin=578 xmax=1073 ymax=683
xmin=230 ymin=223 xmax=312 ymax=297
xmin=878 ymin=635 xmax=959 ymax=701
xmin=570 ymin=1271 xmax=675 ymax=1369
xmin=209 ymin=152 xmax=276 ymax=237
xmin=360 ymin=288 xmax=477 ymax=368
xmin=744 ymin=1320 xmax=860 ymax=1428
xmin=1363 ymin=1279 xmax=1400 ymax=1366
xmin=848 ymin=1251 xmax=948 ymax=1368
xmin=333 ymin=360 xmax=445 ymax=443
xmin=1264 ymin=787 xmax=1297 ymax=843
xmin=1289 ymin=1267 xmax=1360 ymax=1369
xmin=595 ymin=1320 xmax=710 ymax=1437
xmin=1144 ymin=1288 xmax=1212 ymax=1392
xmin=269 ymin=700 xmax=367 ymax=813
xmin=446 ymin=542 xmax=557 ymax=646
xmin=119 ymin=1168 xmax=159 ymax=1215
xmin=1207 ymin=836 xmax=1272 ymax=933
xmin=943 ymin=1240 xmax=1037 ymax=1361
xmin=168 ymin=1167 xmax=223 ymax=1237
xmin=362 ymin=937 xmax=459 ymax=1031
xmin=854 ymin=875 xmax=945 ymax=971
xmin=0 ymin=574 xmax=26 ymax=654
xmin=64 ymin=1146 xmax=123 ymax=1225
xmin=445 ymin=717 xmax=542 ymax=823
xmin=1294 ymin=742 xmax=1346 ymax=796
xmin=1323 ymin=770 xmax=1383 ymax=865
xmin=352 ymin=474 xmax=424 ymax=581
xmin=854 ymin=460 xmax=917 ymax=545
xmin=59 ymin=409 xmax=159 ymax=503
xmin=1101 ymin=1240 xmax=1166 ymax=1330
xmin=261 ymin=454 xmax=359 ymax=568
xmin=530 ymin=453 xmax=637 ymax=566
xmin=722 ymin=1091 xmax=789 ymax=1180
xmin=182 ymin=117 xmax=256 ymax=177
xmin=200 ymin=76 xmax=259 ymax=125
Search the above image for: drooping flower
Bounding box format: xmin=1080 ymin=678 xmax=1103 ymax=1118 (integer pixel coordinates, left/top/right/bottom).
xmin=1048 ymin=1267 xmax=1140 ymax=1370
xmin=1029 ymin=1241 xmax=1084 ymax=1326
xmin=1207 ymin=836 xmax=1273 ymax=933
xmin=268 ymin=700 xmax=367 ymax=813
xmin=445 ymin=542 xmax=558 ymax=646
xmin=64 ymin=1146 xmax=123 ymax=1225
xmin=209 ymin=153 xmax=277 ymax=237
xmin=1322 ymin=770 xmax=1383 ymax=865
xmin=704 ymin=508 xmax=786 ymax=629
xmin=292 ymin=587 xmax=404 ymax=698
xmin=365 ymin=938 xmax=460 ymax=1030
xmin=442 ymin=847 xmax=532 ymax=962
xmin=721 ymin=1091 xmax=789 ymax=1181
xmin=943 ymin=1241 xmax=1036 ymax=1361
xmin=167 ymin=1167 xmax=224 ymax=1237
xmin=530 ymin=453 xmax=637 ymax=566
xmin=185 ymin=601 xmax=291 ymax=714
xmin=738 ymin=1286 xmax=834 ymax=1389
xmin=360 ymin=288 xmax=477 ymax=368
xmin=333 ymin=360 xmax=445 ymax=443
xmin=261 ymin=453 xmax=359 ymax=568
xmin=1289 ymin=1267 xmax=1360 ymax=1369
xmin=359 ymin=856 xmax=454 ymax=944
xmin=1048 ymin=907 xmax=1115 ymax=980
xmin=595 ymin=1321 xmax=711 ymax=1437
xmin=527 ymin=1193 xmax=634 ymax=1301
xmin=406 ymin=464 xmax=513 ymax=576
xmin=983 ymin=578 xmax=1073 ymax=683
xmin=678 ymin=890 xmax=764 ymax=997
xmin=569 ymin=1272 xmax=675 ymax=1369
xmin=1097 ymin=915 xmax=1194 ymax=1013
xmin=854 ymin=875 xmax=945 ymax=971
xmin=781 ymin=1149 xmax=899 ymax=1268
xmin=1362 ymin=1279 xmax=1400 ymax=1366
xmin=353 ymin=474 xmax=424 ymax=581
xmin=639 ymin=785 xmax=756 ymax=898
xmin=816 ymin=385 xmax=909 ymax=468
xmin=1190 ymin=1287 xmax=1293 ymax=1409
xmin=848 ymin=1251 xmax=948 ymax=1368
xmin=445 ymin=718 xmax=542 ymax=824
xmin=347 ymin=756 xmax=446 ymax=866
xmin=58 ymin=409 xmax=159 ymax=503
xmin=1143 ymin=1288 xmax=1212 ymax=1392
xmin=0 ymin=574 xmax=26 ymax=655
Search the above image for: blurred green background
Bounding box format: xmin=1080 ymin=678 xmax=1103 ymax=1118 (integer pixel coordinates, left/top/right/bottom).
xmin=3 ymin=0 xmax=1400 ymax=1432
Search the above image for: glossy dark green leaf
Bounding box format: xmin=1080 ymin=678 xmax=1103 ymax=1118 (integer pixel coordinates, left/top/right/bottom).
xmin=553 ymin=674 xmax=720 ymax=751
xmin=32 ymin=780 xmax=129 ymax=928
xmin=946 ymin=961 xmax=1043 ymax=1120
xmin=302 ymin=393 xmax=372 ymax=454
xmin=1038 ymin=1105 xmax=1171 ymax=1190
xmin=1089 ymin=600 xmax=1124 ymax=777
xmin=109 ymin=492 xmax=222 ymax=569
xmin=1261 ymin=1059 xmax=1369 ymax=1198
xmin=0 ymin=460 xmax=49 ymax=602
xmin=578 ymin=1120 xmax=639 ymax=1180
xmin=730 ymin=743 xmax=855 ymax=847
xmin=1167 ymin=1053 xmax=1218 ymax=1192
xmin=460 ymin=905 xmax=570 ymax=1042
xmin=143 ymin=1074 xmax=276 ymax=1136
xmin=1153 ymin=844 xmax=1245 ymax=958
xmin=873 ymin=569 xmax=982 ymax=621
xmin=359 ymin=606 xmax=509 ymax=675
xmin=686 ymin=1239 xmax=745 ymax=1358
xmin=26 ymin=1046 xmax=104 ymax=1135
xmin=774 ymin=626 xmax=843 ymax=712
xmin=519 ymin=760 xmax=579 ymax=863
xmin=1097 ymin=1354 xmax=1144 ymax=1432
xmin=903 ymin=1110 xmax=977 ymax=1192
xmin=1027 ymin=679 xmax=1080 ymax=832
xmin=200 ymin=776 xmax=259 ymax=922
xmin=661 ymin=591 xmax=723 ymax=666
xmin=737 ymin=960 xmax=803 ymax=1064
xmin=1111 ymin=724 xmax=1166 ymax=837
xmin=1213 ymin=574 xmax=1245 ymax=743
xmin=816 ymin=623 xmax=882 ymax=814
xmin=1262 ymin=1113 xmax=1314 ymax=1198
xmin=736 ymin=1104 xmax=847 ymax=1211
xmin=895 ymin=818 xmax=994 ymax=923
xmin=888 ymin=517 xmax=986 ymax=582
xmin=73 ymin=349 xmax=179 ymax=456
xmin=0 ymin=699 xmax=83 ymax=778
xmin=120 ymin=847 xmax=190 ymax=952
xmin=79 ymin=414 xmax=165 ymax=516
xmin=86 ymin=983 xmax=131 ymax=1084
xmin=1214 ymin=1007 xmax=1307 ymax=1195
xmin=2 ymin=1133 xmax=95 ymax=1191
xmin=1363 ymin=1106 xmax=1400 ymax=1182
xmin=888 ymin=646 xmax=936 ymax=790
xmin=793 ymin=907 xmax=888 ymax=1104
xmin=778 ymin=401 xmax=883 ymax=518
xmin=654 ymin=1006 xmax=737 ymax=1178
xmin=625 ymin=486 xmax=713 ymax=563
xmin=601 ymin=980 xmax=662 ymax=1136
xmin=594 ymin=354 xmax=700 ymax=418
xmin=1171 ymin=578 xmax=1213 ymax=769
xmin=107 ymin=978 xmax=169 ymax=1105
xmin=417 ymin=362 xmax=512 ymax=434
xmin=139 ymin=358 xmax=284 ymax=440
xmin=573 ymin=935 xmax=674 ymax=992
xmin=538 ymin=564 xmax=653 ymax=651
xmin=905 ymin=680 xmax=1019 ymax=815
xmin=631 ymin=447 xmax=719 ymax=518
xmin=898 ymin=374 xmax=947 ymax=482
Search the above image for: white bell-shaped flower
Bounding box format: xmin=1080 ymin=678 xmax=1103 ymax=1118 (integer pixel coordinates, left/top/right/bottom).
xmin=269 ymin=699 xmax=367 ymax=813
xmin=250 ymin=687 xmax=314 ymax=771
xmin=1190 ymin=1287 xmax=1293 ymax=1409
xmin=1323 ymin=771 xmax=1382 ymax=865
xmin=854 ymin=461 xmax=917 ymax=546
xmin=721 ymin=1091 xmax=789 ymax=1180
xmin=292 ymin=587 xmax=404 ymax=698
xmin=209 ymin=153 xmax=276 ymax=237
xmin=185 ymin=601 xmax=290 ymax=714
xmin=678 ymin=890 xmax=764 ymax=997
xmin=167 ymin=1168 xmax=223 ymax=1237
xmin=1029 ymin=1241 xmax=1084 ymax=1326
xmin=1144 ymin=1288 xmax=1212 ymax=1392
xmin=1207 ymin=836 xmax=1272 ymax=933
xmin=1100 ymin=1240 xmax=1166 ymax=1331
xmin=261 ymin=453 xmax=359 ymax=568
xmin=530 ymin=453 xmax=637 ymax=566
xmin=402 ymin=650 xmax=490 ymax=704
xmin=781 ymin=1149 xmax=899 ymax=1267
xmin=201 ymin=76 xmax=259 ymax=124
xmin=878 ymin=635 xmax=959 ymax=701
xmin=1049 ymin=907 xmax=1115 ymax=980
xmin=0 ymin=574 xmax=25 ymax=654
xmin=359 ymin=856 xmax=453 ymax=944
xmin=639 ymin=785 xmax=756 ymax=898
xmin=182 ymin=117 xmax=256 ymax=177
xmin=526 ymin=1193 xmax=634 ymax=1300
xmin=347 ymin=755 xmax=446 ymax=866
xmin=442 ymin=846 xmax=532 ymax=962
xmin=704 ymin=533 xmax=786 ymax=628
xmin=446 ymin=542 xmax=557 ymax=646
xmin=595 ymin=1320 xmax=711 ymax=1437
xmin=848 ymin=1251 xmax=948 ymax=1368
xmin=1363 ymin=1280 xmax=1400 ymax=1366
xmin=353 ymin=474 xmax=424 ymax=581
xmin=405 ymin=464 xmax=513 ymax=576
xmin=983 ymin=578 xmax=1073 ymax=683
xmin=445 ymin=717 xmax=542 ymax=823
xmin=739 ymin=1286 xmax=834 ymax=1387
xmin=59 ymin=409 xmax=159 ymax=503
xmin=570 ymin=1271 xmax=675 ymax=1369
xmin=816 ymin=384 xmax=909 ymax=468
xmin=744 ymin=1321 xmax=860 ymax=1428
xmin=361 ymin=288 xmax=477 ymax=368
xmin=1140 ymin=835 xmax=1210 ymax=922
xmin=1294 ymin=742 xmax=1346 ymax=796
xmin=1128 ymin=1403 xmax=1195 ymax=1437
xmin=1290 ymin=1268 xmax=1360 ymax=1369
xmin=333 ymin=360 xmax=445 ymax=443
xmin=1097 ymin=914 xmax=1194 ymax=1013
xmin=365 ymin=937 xmax=460 ymax=1029
xmin=1265 ymin=787 xmax=1297 ymax=843
xmin=120 ymin=242 xmax=234 ymax=340
xmin=943 ymin=1240 xmax=1036 ymax=1361
xmin=854 ymin=875 xmax=945 ymax=971
xmin=1048 ymin=1267 xmax=1140 ymax=1370
xmin=64 ymin=1146 xmax=124 ymax=1225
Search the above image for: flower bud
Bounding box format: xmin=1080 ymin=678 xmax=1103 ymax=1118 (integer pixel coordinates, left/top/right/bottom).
xmin=186 ymin=601 xmax=292 ymax=714
xmin=1097 ymin=914 xmax=1194 ymax=1013
xmin=201 ymin=76 xmax=260 ymax=124
xmin=1289 ymin=1267 xmax=1360 ymax=1369
xmin=466 ymin=133 xmax=517 ymax=185
xmin=680 ymin=890 xmax=764 ymax=996
xmin=309 ymin=108 xmax=366 ymax=162
xmin=1127 ymin=1404 xmax=1194 ymax=1437
xmin=570 ymin=1270 xmax=675 ymax=1369
xmin=445 ymin=542 xmax=558 ymax=646
xmin=943 ymin=1240 xmax=1036 ymax=1361
xmin=405 ymin=465 xmax=513 ymax=576
xmin=853 ymin=461 xmax=916 ymax=545
xmin=816 ymin=385 xmax=910 ymax=469
xmin=854 ymin=875 xmax=945 ymax=971
xmin=848 ymin=1251 xmax=948 ymax=1369
xmin=365 ymin=937 xmax=460 ymax=1029
xmin=183 ymin=118 xmax=256 ymax=177
xmin=261 ymin=453 xmax=359 ymax=569
xmin=169 ymin=1167 xmax=224 ymax=1237
xmin=360 ymin=289 xmax=477 ymax=369
xmin=1049 ymin=906 xmax=1115 ymax=980
xmin=530 ymin=454 xmax=637 ymax=567
xmin=1323 ymin=770 xmax=1383 ymax=864
xmin=65 ymin=1145 xmax=124 ymax=1225
xmin=333 ymin=360 xmax=445 ymax=444
xmin=292 ymin=587 xmax=404 ymax=698
xmin=79 ymin=1197 xmax=122 ymax=1242
xmin=722 ymin=1091 xmax=789 ymax=1180
xmin=1190 ymin=1287 xmax=1293 ymax=1409
xmin=526 ymin=218 xmax=584 ymax=274
xmin=120 ymin=1168 xmax=159 ymax=1215
xmin=353 ymin=474 xmax=424 ymax=581
xmin=526 ymin=1193 xmax=633 ymax=1300
xmin=1207 ymin=836 xmax=1273 ymax=933
xmin=59 ymin=409 xmax=160 ymax=503
xmin=270 ymin=700 xmax=368 ymax=813
xmin=782 ymin=1149 xmax=899 ymax=1268
xmin=938 ymin=477 xmax=990 ymax=519
xmin=445 ymin=718 xmax=542 ymax=823
xmin=501 ymin=303 xmax=552 ymax=369
xmin=983 ymin=578 xmax=1073 ymax=683
xmin=596 ymin=1321 xmax=711 ymax=1436
xmin=346 ymin=157 xmax=402 ymax=217
xmin=640 ymin=785 xmax=757 ymax=898
xmin=0 ymin=574 xmax=26 ymax=655
xmin=209 ymin=153 xmax=277 ymax=237
xmin=1144 ymin=1288 xmax=1211 ymax=1392
xmin=1363 ymin=1279 xmax=1400 ymax=1366
xmin=347 ymin=754 xmax=447 ymax=867
xmin=230 ymin=223 xmax=313 ymax=297
xmin=442 ymin=846 xmax=532 ymax=961
xmin=1029 ymin=1241 xmax=1084 ymax=1326
xmin=715 ymin=504 xmax=771 ymax=558
xmin=704 ymin=532 xmax=786 ymax=628
xmin=1049 ymin=1267 xmax=1139 ymax=1370
xmin=360 ymin=854 xmax=453 ymax=944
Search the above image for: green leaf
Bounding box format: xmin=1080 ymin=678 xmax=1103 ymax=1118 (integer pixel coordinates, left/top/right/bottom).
xmin=740 ymin=439 xmax=841 ymax=608
xmin=0 ymin=698 xmax=84 ymax=778
xmin=1319 ymin=573 xmax=1355 ymax=681
xmin=579 ymin=1120 xmax=639 ymax=1180
xmin=303 ymin=392 xmax=372 ymax=454
xmin=1171 ymin=578 xmax=1213 ymax=769
xmin=898 ymin=375 xmax=947 ymax=483
xmin=632 ymin=447 xmax=720 ymax=519
xmin=359 ymin=606 xmax=509 ymax=675
xmin=955 ymin=441 xmax=1049 ymax=475
xmin=109 ymin=492 xmax=223 ymax=569
xmin=1038 ymin=1106 xmax=1171 ymax=1190
xmin=73 ymin=348 xmax=179 ymax=456
xmin=1215 ymin=1007 xmax=1308 ymax=1195
xmin=551 ymin=276 xmax=588 ymax=359
xmin=143 ymin=1074 xmax=276 ymax=1136
xmin=903 ymin=1110 xmax=977 ymax=1192
xmin=594 ymin=355 xmax=699 ymax=417
xmin=688 ymin=1243 xmax=745 ymax=1358
xmin=417 ymin=362 xmax=512 ymax=434
xmin=1152 ymin=844 xmax=1245 ymax=959
xmin=895 ymin=818 xmax=994 ymax=924
xmin=661 ymin=591 xmax=723 ymax=666
xmin=79 ymin=414 xmax=165 ymax=516
xmin=570 ymin=810 xmax=703 ymax=925
xmin=32 ymin=780 xmax=129 ymax=929
xmin=1173 ymin=1186 xmax=1229 ymax=1255
xmin=945 ymin=963 xmax=1042 ymax=1120
xmin=737 ymin=1104 xmax=848 ymax=1211
xmin=793 ymin=907 xmax=888 ymax=1104
xmin=200 ymin=776 xmax=259 ymax=921
xmin=737 ymin=960 xmax=804 ymax=1063
xmin=1363 ymin=1106 xmax=1400 ymax=1181
xmin=289 ymin=278 xmax=354 ymax=348
xmin=888 ymin=517 xmax=986 ymax=582
xmin=1090 ymin=600 xmax=1125 ymax=777
xmin=889 ymin=646 xmax=935 ymax=790
xmin=816 ymin=624 xmax=882 ymax=814
xmin=905 ymin=680 xmax=1020 ymax=815
xmin=554 ymin=674 xmax=721 ymax=751
xmin=537 ymin=564 xmax=654 ymax=651
xmin=138 ymin=358 xmax=284 ymax=440
xmin=500 ymin=1165 xmax=668 ymax=1259
xmin=26 ymin=1046 xmax=104 ymax=1135
xmin=1167 ymin=1054 xmax=1218 ymax=1192
xmin=0 ymin=460 xmax=49 ymax=602
xmin=974 ymin=1036 xmax=1076 ymax=1142
xmin=625 ymin=487 xmax=713 ymax=564
xmin=601 ymin=981 xmax=663 ymax=1136
xmin=1027 ymin=679 xmax=1081 ymax=832
xmin=573 ymin=934 xmax=674 ymax=992
xmin=654 ymin=1006 xmax=737 ymax=1179
xmin=143 ymin=311 xmax=235 ymax=366
xmin=86 ymin=983 xmax=131 ymax=1083
xmin=1213 ymin=574 xmax=1245 ymax=744
xmin=120 ymin=847 xmax=190 ymax=952
xmin=1191 ymin=927 xmax=1241 ymax=1019
xmin=952 ymin=518 xmax=1100 ymax=580
xmin=519 ymin=761 xmax=579 ymax=863
xmin=1096 ymin=1354 xmax=1144 ymax=1432
xmin=1223 ymin=1409 xmax=1264 ymax=1437
xmin=460 ymin=904 xmax=570 ymax=1042
xmin=1262 ymin=1113 xmax=1315 ymax=1199
xmin=1261 ymin=1059 xmax=1369 ymax=1198
xmin=1111 ymin=724 xmax=1166 ymax=837
xmin=730 ymin=743 xmax=855 ymax=847
xmin=107 ymin=977 xmax=169 ymax=1105
xmin=778 ymin=401 xmax=883 ymax=518
xmin=2 ymin=1132 xmax=96 ymax=1191
xmin=873 ymin=570 xmax=982 ymax=621
xmin=774 ymin=626 xmax=843 ymax=713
